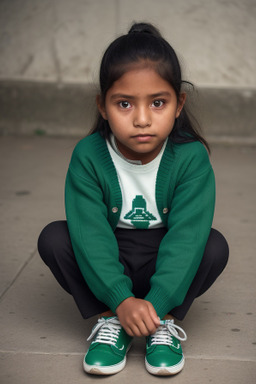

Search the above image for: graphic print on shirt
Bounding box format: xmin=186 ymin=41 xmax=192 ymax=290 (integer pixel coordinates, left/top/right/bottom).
xmin=124 ymin=195 xmax=157 ymax=229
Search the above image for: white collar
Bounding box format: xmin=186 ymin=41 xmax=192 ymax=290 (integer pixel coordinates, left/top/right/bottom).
xmin=108 ymin=134 xmax=167 ymax=166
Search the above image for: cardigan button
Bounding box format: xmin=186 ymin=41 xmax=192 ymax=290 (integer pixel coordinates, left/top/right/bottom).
xmin=163 ymin=208 xmax=169 ymax=214
xmin=112 ymin=207 xmax=118 ymax=213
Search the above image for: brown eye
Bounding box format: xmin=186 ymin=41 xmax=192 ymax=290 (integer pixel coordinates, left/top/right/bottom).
xmin=119 ymin=101 xmax=131 ymax=109
xmin=152 ymin=100 xmax=164 ymax=108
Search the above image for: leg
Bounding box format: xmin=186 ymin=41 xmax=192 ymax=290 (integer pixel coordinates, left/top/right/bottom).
xmin=115 ymin=227 xmax=167 ymax=299
xmin=145 ymin=229 xmax=228 ymax=377
xmin=38 ymin=222 xmax=132 ymax=376
xmin=38 ymin=221 xmax=108 ymax=318
xmin=170 ymin=228 xmax=229 ymax=320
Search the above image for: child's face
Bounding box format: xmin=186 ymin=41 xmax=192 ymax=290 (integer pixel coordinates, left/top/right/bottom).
xmin=98 ymin=67 xmax=185 ymax=164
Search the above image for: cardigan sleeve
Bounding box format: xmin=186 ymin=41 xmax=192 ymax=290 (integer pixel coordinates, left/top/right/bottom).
xmin=65 ymin=145 xmax=134 ymax=313
xmin=144 ymin=143 xmax=215 ymax=318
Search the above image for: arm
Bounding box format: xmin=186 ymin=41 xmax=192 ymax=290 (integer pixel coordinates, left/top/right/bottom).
xmin=65 ymin=145 xmax=134 ymax=314
xmin=145 ymin=143 xmax=215 ymax=318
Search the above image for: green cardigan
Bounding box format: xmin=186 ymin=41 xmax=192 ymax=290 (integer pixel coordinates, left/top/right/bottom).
xmin=65 ymin=132 xmax=215 ymax=319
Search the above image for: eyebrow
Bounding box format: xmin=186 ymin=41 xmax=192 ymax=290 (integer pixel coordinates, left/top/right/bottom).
xmin=110 ymin=91 xmax=172 ymax=100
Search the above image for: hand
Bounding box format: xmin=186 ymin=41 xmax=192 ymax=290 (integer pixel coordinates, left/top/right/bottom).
xmin=116 ymin=297 xmax=160 ymax=337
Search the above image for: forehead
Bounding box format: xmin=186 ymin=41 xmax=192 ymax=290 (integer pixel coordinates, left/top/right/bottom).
xmin=107 ymin=67 xmax=175 ymax=97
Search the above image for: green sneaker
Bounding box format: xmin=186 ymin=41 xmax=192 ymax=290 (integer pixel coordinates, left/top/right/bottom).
xmin=145 ymin=319 xmax=187 ymax=376
xmin=83 ymin=316 xmax=132 ymax=375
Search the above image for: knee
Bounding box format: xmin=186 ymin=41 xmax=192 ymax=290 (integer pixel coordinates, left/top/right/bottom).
xmin=37 ymin=221 xmax=68 ymax=264
xmin=204 ymin=229 xmax=229 ymax=272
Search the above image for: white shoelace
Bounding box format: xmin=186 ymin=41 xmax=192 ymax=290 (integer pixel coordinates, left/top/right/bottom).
xmin=87 ymin=317 xmax=122 ymax=346
xmin=150 ymin=320 xmax=187 ymax=346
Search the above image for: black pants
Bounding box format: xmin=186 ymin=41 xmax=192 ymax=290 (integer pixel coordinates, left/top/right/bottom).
xmin=38 ymin=221 xmax=229 ymax=321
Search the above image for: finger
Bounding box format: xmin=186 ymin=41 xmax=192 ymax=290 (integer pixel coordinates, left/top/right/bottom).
xmin=147 ymin=302 xmax=160 ymax=327
xmin=129 ymin=324 xmax=144 ymax=337
xmin=137 ymin=320 xmax=153 ymax=337
xmin=142 ymin=316 xmax=158 ymax=335
xmin=123 ymin=325 xmax=134 ymax=337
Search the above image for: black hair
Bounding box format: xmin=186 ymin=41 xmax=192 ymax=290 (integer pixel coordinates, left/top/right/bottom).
xmin=90 ymin=22 xmax=210 ymax=152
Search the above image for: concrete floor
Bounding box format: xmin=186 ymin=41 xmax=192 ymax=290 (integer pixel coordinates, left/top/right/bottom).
xmin=0 ymin=136 xmax=256 ymax=383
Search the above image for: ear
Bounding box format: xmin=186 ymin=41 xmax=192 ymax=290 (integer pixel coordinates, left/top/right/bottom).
xmin=96 ymin=94 xmax=108 ymax=120
xmin=175 ymin=92 xmax=186 ymax=118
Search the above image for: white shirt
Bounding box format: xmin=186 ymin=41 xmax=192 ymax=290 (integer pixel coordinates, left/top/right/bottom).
xmin=107 ymin=135 xmax=167 ymax=229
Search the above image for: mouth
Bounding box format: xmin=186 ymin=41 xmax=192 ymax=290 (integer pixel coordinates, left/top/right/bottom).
xmin=132 ymin=134 xmax=155 ymax=142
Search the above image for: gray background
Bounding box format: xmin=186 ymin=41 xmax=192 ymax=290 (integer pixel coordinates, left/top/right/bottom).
xmin=0 ymin=0 xmax=256 ymax=140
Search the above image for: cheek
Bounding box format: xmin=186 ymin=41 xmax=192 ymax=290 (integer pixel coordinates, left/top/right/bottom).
xmin=109 ymin=111 xmax=128 ymax=129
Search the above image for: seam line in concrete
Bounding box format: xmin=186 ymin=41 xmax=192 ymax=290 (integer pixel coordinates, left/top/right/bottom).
xmin=0 ymin=248 xmax=37 ymax=301
xmin=51 ymin=0 xmax=62 ymax=84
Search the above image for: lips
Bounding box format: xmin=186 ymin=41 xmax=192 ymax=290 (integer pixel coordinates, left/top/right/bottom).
xmin=132 ymin=134 xmax=154 ymax=142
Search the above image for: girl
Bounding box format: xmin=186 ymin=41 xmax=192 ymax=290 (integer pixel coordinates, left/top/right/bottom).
xmin=38 ymin=22 xmax=229 ymax=376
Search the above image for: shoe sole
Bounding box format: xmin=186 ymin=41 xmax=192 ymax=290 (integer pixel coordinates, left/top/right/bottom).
xmin=83 ymin=343 xmax=132 ymax=376
xmin=145 ymin=356 xmax=185 ymax=376
xmin=83 ymin=356 xmax=126 ymax=375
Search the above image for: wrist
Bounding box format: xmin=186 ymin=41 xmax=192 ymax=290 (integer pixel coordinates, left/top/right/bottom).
xmin=116 ymin=296 xmax=135 ymax=312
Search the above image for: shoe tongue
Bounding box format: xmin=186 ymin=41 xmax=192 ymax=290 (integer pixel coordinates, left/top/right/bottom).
xmin=160 ymin=319 xmax=174 ymax=325
xmin=101 ymin=316 xmax=116 ymax=320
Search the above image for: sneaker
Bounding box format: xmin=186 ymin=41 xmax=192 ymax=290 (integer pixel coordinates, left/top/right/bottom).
xmin=145 ymin=319 xmax=187 ymax=376
xmin=83 ymin=316 xmax=132 ymax=375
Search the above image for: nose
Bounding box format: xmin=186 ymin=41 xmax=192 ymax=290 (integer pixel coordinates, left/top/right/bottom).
xmin=133 ymin=106 xmax=151 ymax=128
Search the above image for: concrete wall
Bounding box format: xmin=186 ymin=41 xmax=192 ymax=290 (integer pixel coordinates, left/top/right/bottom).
xmin=0 ymin=0 xmax=255 ymax=140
